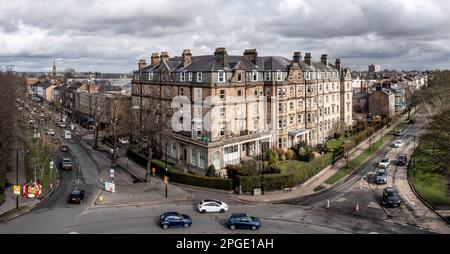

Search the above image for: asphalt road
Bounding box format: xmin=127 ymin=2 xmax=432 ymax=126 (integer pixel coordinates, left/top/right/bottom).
xmin=0 ymin=107 xmax=434 ymax=234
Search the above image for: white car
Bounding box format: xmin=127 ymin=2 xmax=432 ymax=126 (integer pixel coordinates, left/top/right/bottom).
xmin=197 ymin=199 xmax=228 ymax=213
xmin=394 ymin=139 xmax=404 ymax=148
xmin=47 ymin=129 xmax=55 ymax=136
xmin=379 ymin=157 xmax=390 ymax=169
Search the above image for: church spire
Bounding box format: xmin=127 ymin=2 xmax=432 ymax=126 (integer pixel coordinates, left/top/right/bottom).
xmin=52 ymin=59 xmax=56 ymax=81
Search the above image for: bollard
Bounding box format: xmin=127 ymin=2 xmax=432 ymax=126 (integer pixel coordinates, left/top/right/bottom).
xmin=356 ymin=203 xmax=359 ymax=213
xmin=327 ymin=199 xmax=330 ymax=208
xmin=99 ymin=195 xmax=103 ymax=204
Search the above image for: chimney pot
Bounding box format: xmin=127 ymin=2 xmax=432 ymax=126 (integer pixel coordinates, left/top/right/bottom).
xmin=182 ymin=49 xmax=192 ymax=67
xmin=305 ymin=53 xmax=312 ymax=65
xmin=151 ymin=53 xmax=160 ymax=65
xmin=321 ymin=54 xmax=328 ymax=65
xmin=243 ymin=49 xmax=258 ymax=65
xmin=335 ymin=58 xmax=341 ymax=70
xmin=138 ymin=59 xmax=146 ymax=70
xmin=293 ymin=52 xmax=302 ymax=63
xmin=160 ymin=52 xmax=169 ymax=62
xmin=214 ymin=47 xmax=228 ymax=67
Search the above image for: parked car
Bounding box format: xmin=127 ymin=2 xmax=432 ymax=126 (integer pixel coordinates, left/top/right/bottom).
xmin=69 ymin=189 xmax=86 ymax=204
xmin=60 ymin=144 xmax=69 ymax=152
xmin=394 ymin=130 xmax=404 ymax=136
xmin=227 ymin=213 xmax=261 ymax=231
xmin=383 ymin=187 xmax=402 ymax=207
xmin=118 ymin=137 xmax=130 ymax=145
xmin=197 ymin=199 xmax=228 ymax=213
xmin=159 ymin=212 xmax=192 ymax=229
xmin=376 ymin=168 xmax=387 ymax=185
xmin=63 ymin=130 xmax=72 ymax=139
xmin=393 ymin=139 xmax=404 ymax=148
xmin=61 ymin=158 xmax=72 ymax=170
xmin=47 ymin=129 xmax=55 ymax=136
xmin=396 ymin=154 xmax=407 ymax=166
xmin=378 ymin=157 xmax=390 ymax=169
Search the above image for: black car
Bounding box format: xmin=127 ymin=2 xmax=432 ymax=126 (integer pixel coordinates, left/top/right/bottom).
xmin=396 ymin=154 xmax=407 ymax=166
xmin=382 ymin=187 xmax=402 ymax=207
xmin=69 ymin=189 xmax=86 ymax=204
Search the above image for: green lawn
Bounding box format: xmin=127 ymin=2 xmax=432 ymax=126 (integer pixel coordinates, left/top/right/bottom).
xmin=324 ymin=134 xmax=393 ymax=185
xmin=409 ymin=144 xmax=450 ymax=206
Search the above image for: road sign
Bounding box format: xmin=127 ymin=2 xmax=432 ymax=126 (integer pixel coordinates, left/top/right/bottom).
xmin=13 ymin=185 xmax=21 ymax=195
xmin=163 ymin=176 xmax=169 ymax=184
xmin=110 ymin=169 xmax=114 ymax=178
xmin=105 ymin=182 xmax=115 ymax=193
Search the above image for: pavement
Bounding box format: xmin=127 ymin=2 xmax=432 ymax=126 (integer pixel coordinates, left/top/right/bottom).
xmin=233 ymin=116 xmax=404 ymax=203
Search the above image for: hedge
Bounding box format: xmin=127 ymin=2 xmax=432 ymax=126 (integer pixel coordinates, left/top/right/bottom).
xmin=236 ymin=173 xmax=295 ymax=193
xmin=128 ymin=149 xmax=233 ymax=191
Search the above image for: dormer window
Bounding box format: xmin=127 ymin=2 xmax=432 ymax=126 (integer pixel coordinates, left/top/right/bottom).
xmin=218 ymin=71 xmax=225 ymax=83
xmin=237 ymin=73 xmax=242 ymax=82
xmin=312 ymin=72 xmax=316 ymax=79
xmin=188 ymin=72 xmax=192 ymax=82
xmin=252 ymin=71 xmax=258 ymax=81
xmin=180 ymin=72 xmax=186 ymax=82
xmin=264 ymin=72 xmax=271 ymax=81
xmin=317 ymin=72 xmax=321 ymax=79
xmin=305 ymin=71 xmax=310 ymax=80
xmin=197 ymin=72 xmax=202 ymax=83
xmin=148 ymin=72 xmax=153 ymax=80
xmin=276 ymin=71 xmax=282 ymax=81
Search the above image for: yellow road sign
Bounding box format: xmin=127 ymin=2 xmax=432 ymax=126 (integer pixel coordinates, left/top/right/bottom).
xmin=13 ymin=185 xmax=21 ymax=195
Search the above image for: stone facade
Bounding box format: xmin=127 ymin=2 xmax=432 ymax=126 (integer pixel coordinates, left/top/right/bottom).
xmin=132 ymin=48 xmax=352 ymax=174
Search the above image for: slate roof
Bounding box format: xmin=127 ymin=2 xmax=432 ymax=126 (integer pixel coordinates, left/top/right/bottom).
xmin=137 ymin=54 xmax=340 ymax=73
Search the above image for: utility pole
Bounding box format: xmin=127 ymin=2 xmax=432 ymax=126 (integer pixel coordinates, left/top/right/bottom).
xmin=16 ymin=147 xmax=19 ymax=209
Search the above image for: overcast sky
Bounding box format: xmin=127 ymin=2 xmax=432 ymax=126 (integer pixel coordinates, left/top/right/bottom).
xmin=1 ymin=0 xmax=450 ymax=73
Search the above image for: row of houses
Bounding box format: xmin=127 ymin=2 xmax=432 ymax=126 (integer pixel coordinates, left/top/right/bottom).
xmin=352 ymin=71 xmax=427 ymax=120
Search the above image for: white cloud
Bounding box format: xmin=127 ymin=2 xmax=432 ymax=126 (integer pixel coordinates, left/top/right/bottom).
xmin=0 ymin=0 xmax=449 ymax=72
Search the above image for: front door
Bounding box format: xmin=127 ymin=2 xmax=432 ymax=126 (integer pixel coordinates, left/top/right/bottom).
xmin=183 ymin=148 xmax=187 ymax=162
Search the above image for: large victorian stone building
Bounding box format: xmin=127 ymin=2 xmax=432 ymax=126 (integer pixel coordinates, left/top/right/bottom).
xmin=132 ymin=48 xmax=352 ymax=174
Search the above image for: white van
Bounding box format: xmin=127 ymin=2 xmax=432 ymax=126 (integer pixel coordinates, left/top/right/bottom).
xmin=63 ymin=130 xmax=72 ymax=139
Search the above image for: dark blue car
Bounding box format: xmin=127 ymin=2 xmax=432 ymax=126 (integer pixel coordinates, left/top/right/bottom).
xmin=160 ymin=212 xmax=192 ymax=229
xmin=227 ymin=213 xmax=261 ymax=230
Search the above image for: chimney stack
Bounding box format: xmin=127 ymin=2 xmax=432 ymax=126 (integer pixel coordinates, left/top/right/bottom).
xmin=151 ymin=53 xmax=160 ymax=65
xmin=182 ymin=49 xmax=192 ymax=67
xmin=321 ymin=54 xmax=328 ymax=66
xmin=214 ymin=47 xmax=228 ymax=67
xmin=138 ymin=59 xmax=147 ymax=70
xmin=293 ymin=52 xmax=302 ymax=63
xmin=335 ymin=58 xmax=341 ymax=70
xmin=305 ymin=53 xmax=312 ymax=65
xmin=160 ymin=51 xmax=169 ymax=62
xmin=243 ymin=49 xmax=258 ymax=65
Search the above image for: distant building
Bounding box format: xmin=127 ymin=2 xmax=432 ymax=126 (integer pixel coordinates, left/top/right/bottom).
xmin=368 ymin=86 xmax=395 ymax=119
xmin=368 ymin=64 xmax=381 ymax=73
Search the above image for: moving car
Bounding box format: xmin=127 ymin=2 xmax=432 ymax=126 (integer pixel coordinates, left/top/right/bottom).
xmin=197 ymin=199 xmax=228 ymax=213
xmin=382 ymin=187 xmax=402 ymax=207
xmin=61 ymin=158 xmax=72 ymax=170
xmin=69 ymin=189 xmax=86 ymax=204
xmin=393 ymin=139 xmax=404 ymax=148
xmin=378 ymin=157 xmax=390 ymax=169
xmin=60 ymin=144 xmax=69 ymax=152
xmin=159 ymin=212 xmax=192 ymax=229
xmin=375 ymin=168 xmax=387 ymax=185
xmin=227 ymin=213 xmax=261 ymax=231
xmin=47 ymin=129 xmax=55 ymax=136
xmin=396 ymin=154 xmax=407 ymax=166
xmin=394 ymin=130 xmax=404 ymax=136
xmin=118 ymin=137 xmax=130 ymax=145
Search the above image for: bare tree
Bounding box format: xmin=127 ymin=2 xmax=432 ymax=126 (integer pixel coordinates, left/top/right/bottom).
xmin=105 ymin=98 xmax=131 ymax=169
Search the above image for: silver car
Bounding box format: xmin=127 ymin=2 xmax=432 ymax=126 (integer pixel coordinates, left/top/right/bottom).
xmin=376 ymin=168 xmax=387 ymax=185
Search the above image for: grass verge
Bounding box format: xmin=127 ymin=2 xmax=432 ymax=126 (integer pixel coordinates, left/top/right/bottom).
xmin=408 ymin=143 xmax=450 ymax=207
xmin=324 ymin=133 xmax=393 ymax=185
